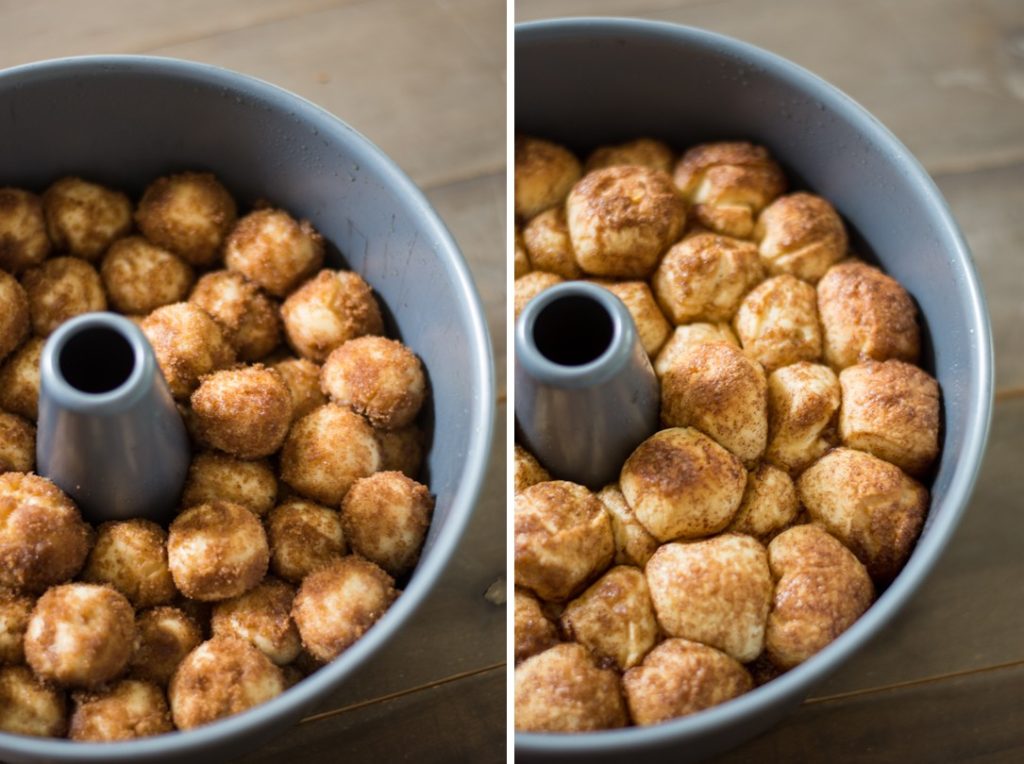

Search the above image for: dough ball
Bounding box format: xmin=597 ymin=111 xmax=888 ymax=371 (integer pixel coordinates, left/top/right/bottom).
xmin=733 ymin=274 xmax=822 ymax=372
xmin=69 ymin=679 xmax=172 ymax=741
xmin=514 ymin=270 xmax=563 ymax=318
xmin=839 ymin=360 xmax=940 ymax=476
xmin=272 ymin=356 xmax=327 ymax=423
xmin=514 ymin=227 xmax=531 ymax=279
xmin=291 ymin=557 xmax=397 ymax=662
xmin=21 ymin=256 xmax=106 ymax=337
xmin=212 ymin=578 xmax=301 ymax=666
xmin=0 ymin=188 xmax=50 ymax=273
xmin=0 ymin=271 xmax=29 ymax=362
xmin=0 ymin=410 xmax=35 ymax=473
xmin=266 ymin=499 xmax=345 ymax=585
xmin=514 ymin=587 xmax=559 ymax=664
xmin=728 ymin=464 xmax=799 ymax=542
xmin=585 ymin=138 xmax=675 ymax=174
xmin=321 ymin=336 xmax=426 ymax=430
xmin=766 ymin=524 xmax=874 ymax=668
xmin=42 ymin=177 xmax=131 ymax=261
xmin=0 ymin=337 xmax=43 ymax=419
xmin=654 ymin=322 xmax=739 ymax=378
xmin=25 ymin=583 xmax=134 ymax=688
xmin=0 ymin=665 xmax=67 ymax=737
xmin=0 ymin=472 xmax=91 ymax=592
xmin=0 ymin=587 xmax=34 ymax=665
xmin=225 ymin=208 xmax=324 ymax=297
xmin=374 ymin=424 xmax=426 ymax=480
xmin=189 ymin=270 xmax=281 ymax=361
xmin=596 ymin=483 xmax=659 ymax=568
xmin=101 ymin=236 xmax=195 ymax=315
xmin=280 ymin=269 xmax=384 ymax=362
xmin=567 ymin=165 xmax=686 ymax=278
xmin=128 ymin=606 xmax=203 ymax=687
xmin=817 ymin=261 xmax=921 ymax=369
xmin=80 ymin=519 xmax=176 ymax=608
xmin=797 ymin=448 xmax=928 ymax=581
xmin=167 ymin=501 xmax=269 ymax=601
xmin=514 ymin=643 xmax=627 ymax=732
xmin=514 ymin=135 xmax=581 ymax=220
xmin=588 ymin=279 xmax=671 ymax=357
xmin=190 ymin=365 xmax=291 ymax=459
xmin=182 ymin=451 xmax=277 ymax=517
xmin=514 ymin=481 xmax=614 ymax=601
xmin=141 ymin=302 xmax=235 ymax=399
xmin=521 ymin=207 xmax=582 ymax=278
xmin=514 ymin=445 xmax=550 ymax=494
xmin=756 ymin=192 xmax=848 ymax=283
xmin=765 ymin=362 xmax=841 ymax=474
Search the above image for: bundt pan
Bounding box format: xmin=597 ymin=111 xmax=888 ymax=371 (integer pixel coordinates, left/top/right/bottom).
xmin=515 ymin=17 xmax=992 ymax=763
xmin=0 ymin=56 xmax=493 ymax=762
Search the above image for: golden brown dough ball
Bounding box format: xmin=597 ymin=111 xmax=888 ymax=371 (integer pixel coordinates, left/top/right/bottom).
xmin=654 ymin=322 xmax=739 ymax=378
xmin=765 ymin=524 xmax=873 ymax=668
xmin=561 ymin=566 xmax=658 ymax=671
xmin=585 ymin=138 xmax=675 ymax=174
xmin=673 ymin=142 xmax=786 ymax=239
xmin=69 ymin=679 xmax=173 ymax=741
xmin=25 ymin=583 xmax=134 ymax=688
xmin=212 ymin=578 xmax=301 ymax=666
xmin=190 ymin=365 xmax=291 ymax=459
xmin=728 ymin=464 xmax=799 ymax=542
xmin=514 ymin=227 xmax=531 ymax=279
xmin=375 ymin=424 xmax=426 ymax=479
xmin=42 ymin=177 xmax=131 ymax=261
xmin=817 ymin=261 xmax=921 ymax=369
xmin=620 ymin=427 xmax=746 ymax=542
xmin=660 ymin=342 xmax=768 ymax=465
xmin=128 ymin=606 xmax=203 ymax=687
xmin=0 ymin=188 xmax=50 ymax=273
xmin=521 ymin=207 xmax=582 ymax=279
xmin=589 ymin=279 xmax=671 ymax=357
xmin=141 ymin=302 xmax=235 ymax=400
xmin=341 ymin=471 xmax=433 ymax=577
xmin=622 ymin=639 xmax=752 ymax=726
xmin=21 ymin=256 xmax=106 ymax=337
xmin=280 ymin=269 xmax=384 ymax=362
xmin=756 ymin=192 xmax=848 ymax=283
xmin=321 ymin=336 xmax=426 ymax=430
xmin=797 ymin=448 xmax=928 ymax=581
xmin=224 ymin=208 xmax=323 ymax=297
xmin=0 ymin=665 xmax=67 ymax=737
xmin=80 ymin=520 xmax=176 ymax=608
xmin=514 ymin=271 xmax=563 ymax=319
xmin=291 ymin=557 xmax=397 ymax=661
xmin=514 ymin=481 xmax=614 ymax=602
xmin=189 ymin=270 xmax=281 ymax=361
xmin=167 ymin=501 xmax=269 ymax=601
xmin=0 ymin=473 xmax=91 ymax=592
xmin=652 ymin=233 xmax=764 ymax=325
xmin=514 ymin=135 xmax=581 ymax=220
xmin=0 ymin=337 xmax=43 ymax=420
xmin=272 ymin=356 xmax=327 ymax=423
xmin=266 ymin=499 xmax=345 ymax=584
xmin=514 ymin=643 xmax=627 ymax=732
xmin=182 ymin=452 xmax=277 ymax=516
xmin=169 ymin=636 xmax=284 ymax=730
xmin=514 ymin=588 xmax=559 ymax=664
xmin=0 ymin=410 xmax=35 ymax=472
xmin=765 ymin=362 xmax=841 ymax=474
xmin=596 ymin=484 xmax=659 ymax=568
xmin=514 ymin=445 xmax=550 ymax=494
xmin=0 ymin=271 xmax=29 ymax=363
xmin=733 ymin=275 xmax=822 ymax=372
xmin=839 ymin=360 xmax=940 ymax=476
xmin=567 ymin=165 xmax=686 ymax=279
xmin=646 ymin=534 xmax=771 ymax=662
xmin=0 ymin=588 xmax=33 ymax=665
xmin=101 ymin=236 xmax=195 ymax=315
xmin=280 ymin=404 xmax=381 ymax=506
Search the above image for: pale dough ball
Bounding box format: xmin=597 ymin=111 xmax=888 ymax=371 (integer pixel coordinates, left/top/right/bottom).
xmin=212 ymin=577 xmax=301 ymax=666
xmin=728 ymin=464 xmax=799 ymax=542
xmin=0 ymin=410 xmax=35 ymax=472
xmin=596 ymin=483 xmax=659 ymax=568
xmin=21 ymin=256 xmax=106 ymax=337
xmin=225 ymin=208 xmax=324 ymax=297
xmin=375 ymin=425 xmax=426 ymax=480
xmin=189 ymin=270 xmax=281 ymax=361
xmin=514 ymin=135 xmax=581 ymax=220
xmin=588 ymin=279 xmax=671 ymax=357
xmin=756 ymin=192 xmax=848 ymax=283
xmin=272 ymin=356 xmax=327 ymax=423
xmin=182 ymin=451 xmax=277 ymax=516
xmin=514 ymin=445 xmax=550 ymax=494
xmin=654 ymin=322 xmax=739 ymax=378
xmin=0 ymin=270 xmax=29 ymax=363
xmin=0 ymin=587 xmax=34 ymax=665
xmin=0 ymin=188 xmax=50 ymax=273
xmin=521 ymin=207 xmax=582 ymax=278
xmin=585 ymin=138 xmax=675 ymax=174
xmin=80 ymin=519 xmax=176 ymax=608
xmin=0 ymin=337 xmax=43 ymax=420
xmin=190 ymin=365 xmax=292 ymax=459
xmin=128 ymin=606 xmax=203 ymax=687
xmin=514 ymin=270 xmax=563 ymax=318
xmin=733 ymin=274 xmax=822 ymax=372
xmin=69 ymin=679 xmax=173 ymax=741
xmin=514 ymin=588 xmax=559 ymax=664
xmin=267 ymin=499 xmax=346 ymax=584
xmin=42 ymin=177 xmax=131 ymax=261
xmin=0 ymin=665 xmax=67 ymax=737
xmin=101 ymin=236 xmax=195 ymax=315
xmin=765 ymin=362 xmax=841 ymax=474
xmin=141 ymin=302 xmax=235 ymax=399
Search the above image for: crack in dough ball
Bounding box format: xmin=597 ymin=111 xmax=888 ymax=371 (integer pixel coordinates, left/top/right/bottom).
xmin=189 ymin=270 xmax=281 ymax=361
xmin=0 ymin=270 xmax=29 ymax=364
xmin=521 ymin=207 xmax=582 ymax=279
xmin=21 ymin=256 xmax=106 ymax=337
xmin=0 ymin=665 xmax=67 ymax=737
xmin=0 ymin=587 xmax=34 ymax=665
xmin=514 ymin=445 xmax=550 ymax=494
xmin=514 ymin=135 xmax=581 ymax=220
xmin=0 ymin=410 xmax=35 ymax=473
xmin=141 ymin=302 xmax=235 ymax=400
xmin=0 ymin=337 xmax=43 ymax=420
xmin=225 ymin=208 xmax=323 ymax=297
xmin=585 ymin=138 xmax=675 ymax=175
xmin=0 ymin=188 xmax=50 ymax=273
xmin=101 ymin=236 xmax=195 ymax=315
xmin=765 ymin=362 xmax=841 ymax=475
xmin=733 ymin=274 xmax=822 ymax=372
xmin=42 ymin=177 xmax=132 ymax=261
xmin=514 ymin=270 xmax=563 ymax=318
xmin=756 ymin=192 xmax=848 ymax=283
xmin=588 ymin=279 xmax=671 ymax=357
xmin=212 ymin=578 xmax=301 ymax=666
xmin=190 ymin=365 xmax=292 ymax=459
xmin=596 ymin=484 xmax=659 ymax=568
xmin=266 ymin=499 xmax=346 ymax=584
xmin=80 ymin=519 xmax=176 ymax=608
xmin=514 ymin=587 xmax=559 ymax=664
xmin=375 ymin=424 xmax=426 ymax=480
xmin=182 ymin=451 xmax=278 ymax=517
xmin=728 ymin=464 xmax=799 ymax=542
xmin=69 ymin=679 xmax=173 ymax=741
xmin=654 ymin=322 xmax=739 ymax=379
xmin=128 ymin=606 xmax=203 ymax=687
xmin=272 ymin=356 xmax=327 ymax=424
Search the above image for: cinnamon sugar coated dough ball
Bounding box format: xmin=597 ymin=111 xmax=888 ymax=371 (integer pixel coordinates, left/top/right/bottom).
xmin=514 ymin=445 xmax=550 ymax=494
xmin=514 ymin=227 xmax=531 ymax=278
xmin=182 ymin=452 xmax=277 ymax=516
xmin=169 ymin=636 xmax=284 ymax=730
xmin=733 ymin=275 xmax=822 ymax=372
xmin=225 ymin=208 xmax=324 ymax=297
xmin=623 ymin=639 xmax=752 ymax=726
xmin=272 ymin=356 xmax=326 ymax=422
xmin=25 ymin=583 xmax=134 ymax=687
xmin=514 ymin=481 xmax=614 ymax=602
xmin=128 ymin=607 xmax=203 ymax=687
xmin=817 ymin=261 xmax=921 ymax=369
xmin=521 ymin=207 xmax=582 ymax=278
xmin=660 ymin=342 xmax=768 ymax=465
xmin=375 ymin=425 xmax=425 ymax=479
xmin=567 ymin=165 xmax=686 ymax=278
xmin=0 ymin=473 xmax=91 ymax=592
xmin=757 ymin=192 xmax=848 ymax=283
xmin=0 ymin=665 xmax=67 ymax=736
xmin=561 ymin=566 xmax=658 ymax=670
xmin=647 ymin=535 xmax=771 ymax=662
xmin=291 ymin=557 xmax=397 ymax=661
xmin=167 ymin=501 xmax=269 ymax=601
xmin=0 ymin=588 xmax=34 ymax=664
xmin=141 ymin=303 xmax=235 ymax=399
xmin=189 ymin=270 xmax=281 ymax=361
xmin=0 ymin=188 xmax=50 ymax=273
xmin=728 ymin=464 xmax=799 ymax=542
xmin=798 ymin=448 xmax=928 ymax=581
xmin=839 ymin=360 xmax=940 ymax=476
xmin=597 ymin=484 xmax=659 ymax=568
xmin=589 ymin=280 xmax=671 ymax=357
xmin=321 ymin=336 xmax=426 ymax=430
xmin=765 ymin=362 xmax=841 ymax=474
xmin=42 ymin=177 xmax=131 ymax=261
xmin=620 ymin=428 xmax=746 ymax=542
xmin=0 ymin=411 xmax=35 ymax=472
xmin=654 ymin=322 xmax=739 ymax=378
xmin=514 ymin=135 xmax=582 ymax=220
xmin=585 ymin=138 xmax=675 ymax=174
xmin=212 ymin=578 xmax=301 ymax=665
xmin=0 ymin=270 xmax=29 ymax=362
xmin=652 ymin=233 xmax=764 ymax=324
xmin=514 ymin=271 xmax=563 ymax=317
xmin=673 ymin=142 xmax=786 ymax=239
xmin=281 ymin=270 xmax=383 ymax=362
xmin=80 ymin=520 xmax=176 ymax=608
xmin=190 ymin=365 xmax=291 ymax=459
xmin=21 ymin=257 xmax=106 ymax=337
xmin=515 ymin=643 xmax=627 ymax=732
xmin=514 ymin=588 xmax=558 ymax=664
xmin=280 ymin=404 xmax=381 ymax=506
xmin=101 ymin=236 xmax=195 ymax=315
xmin=341 ymin=472 xmax=433 ymax=577
xmin=766 ymin=525 xmax=873 ymax=668
xmin=135 ymin=172 xmax=237 ymax=267
xmin=0 ymin=337 xmax=42 ymax=420
xmin=69 ymin=679 xmax=172 ymax=741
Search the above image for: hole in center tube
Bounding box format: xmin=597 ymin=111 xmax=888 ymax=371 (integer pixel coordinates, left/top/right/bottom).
xmin=59 ymin=327 xmax=136 ymax=394
xmin=533 ymin=295 xmax=614 ymax=366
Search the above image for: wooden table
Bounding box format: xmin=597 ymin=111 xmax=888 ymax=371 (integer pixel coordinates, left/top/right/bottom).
xmin=0 ymin=1 xmax=506 ymax=761
xmin=517 ymin=0 xmax=1024 ymax=761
